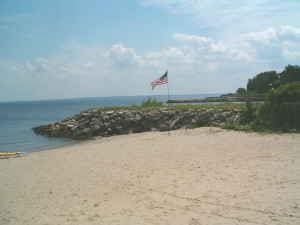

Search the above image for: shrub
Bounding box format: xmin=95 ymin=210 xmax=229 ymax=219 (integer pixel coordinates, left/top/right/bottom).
xmin=257 ymin=82 xmax=300 ymax=130
xmin=240 ymin=102 xmax=256 ymax=124
xmin=268 ymin=81 xmax=300 ymax=103
xmin=247 ymin=71 xmax=279 ymax=94
xmin=236 ymin=87 xmax=247 ymax=96
xmin=141 ymin=98 xmax=164 ymax=108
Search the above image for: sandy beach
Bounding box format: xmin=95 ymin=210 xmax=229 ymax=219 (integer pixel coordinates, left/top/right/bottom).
xmin=1 ymin=127 xmax=300 ymax=225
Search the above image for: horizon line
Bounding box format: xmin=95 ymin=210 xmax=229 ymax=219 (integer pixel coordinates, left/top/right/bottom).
xmin=0 ymin=93 xmax=223 ymax=104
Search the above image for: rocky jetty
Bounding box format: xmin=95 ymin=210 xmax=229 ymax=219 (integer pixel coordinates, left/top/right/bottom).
xmin=33 ymin=107 xmax=241 ymax=140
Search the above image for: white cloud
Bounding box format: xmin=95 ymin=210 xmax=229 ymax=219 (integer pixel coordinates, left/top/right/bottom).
xmin=173 ymin=33 xmax=226 ymax=53
xmin=141 ymin=0 xmax=300 ymax=34
xmin=242 ymin=26 xmax=300 ymax=44
xmin=173 ymin=33 xmax=212 ymax=44
xmin=173 ymin=33 xmax=253 ymax=61
xmin=106 ymin=44 xmax=140 ymax=68
xmin=1 ymin=25 xmax=300 ymax=101
xmin=240 ymin=26 xmax=300 ymax=68
xmin=141 ymin=1 xmax=298 ymax=18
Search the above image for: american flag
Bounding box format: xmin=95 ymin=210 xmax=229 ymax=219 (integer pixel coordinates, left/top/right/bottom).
xmin=151 ymin=71 xmax=168 ymax=90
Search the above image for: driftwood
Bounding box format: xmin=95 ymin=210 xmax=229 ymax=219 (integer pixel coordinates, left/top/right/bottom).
xmin=0 ymin=152 xmax=23 ymax=159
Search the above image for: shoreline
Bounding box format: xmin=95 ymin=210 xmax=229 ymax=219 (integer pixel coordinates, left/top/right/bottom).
xmin=28 ymin=130 xmax=171 ymax=155
xmin=13 ymin=127 xmax=300 ymax=156
xmin=0 ymin=139 xmax=79 ymax=157
xmin=26 ymin=139 xmax=81 ymax=154
xmin=3 ymin=126 xmax=299 ymax=158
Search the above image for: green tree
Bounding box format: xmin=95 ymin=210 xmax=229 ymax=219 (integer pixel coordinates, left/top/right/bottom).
xmin=279 ymin=65 xmax=300 ymax=85
xmin=258 ymin=82 xmax=300 ymax=130
xmin=236 ymin=87 xmax=247 ymax=96
xmin=246 ymin=65 xmax=300 ymax=95
xmin=247 ymin=71 xmax=279 ymax=94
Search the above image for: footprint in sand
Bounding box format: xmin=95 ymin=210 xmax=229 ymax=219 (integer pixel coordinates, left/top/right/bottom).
xmin=189 ymin=218 xmax=201 ymax=225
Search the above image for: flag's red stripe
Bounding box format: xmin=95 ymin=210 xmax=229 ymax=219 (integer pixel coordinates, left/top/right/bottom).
xmin=151 ymin=79 xmax=168 ymax=85
xmin=151 ymin=81 xmax=168 ymax=86
xmin=151 ymin=80 xmax=168 ymax=84
xmin=151 ymin=82 xmax=168 ymax=86
xmin=150 ymin=73 xmax=168 ymax=89
xmin=152 ymin=78 xmax=168 ymax=82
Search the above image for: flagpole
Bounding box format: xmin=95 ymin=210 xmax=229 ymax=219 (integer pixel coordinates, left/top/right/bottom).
xmin=167 ymin=79 xmax=170 ymax=103
xmin=150 ymin=70 xmax=170 ymax=134
xmin=167 ymin=72 xmax=170 ymax=135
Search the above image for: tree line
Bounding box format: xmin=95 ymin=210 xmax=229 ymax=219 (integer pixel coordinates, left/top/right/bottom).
xmin=233 ymin=65 xmax=300 ymax=131
xmin=236 ymin=65 xmax=300 ymax=96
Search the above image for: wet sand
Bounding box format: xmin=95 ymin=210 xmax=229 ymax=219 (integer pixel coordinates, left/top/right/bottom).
xmin=1 ymin=127 xmax=300 ymax=225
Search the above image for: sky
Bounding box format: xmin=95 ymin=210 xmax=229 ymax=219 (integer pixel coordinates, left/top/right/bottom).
xmin=1 ymin=0 xmax=300 ymax=102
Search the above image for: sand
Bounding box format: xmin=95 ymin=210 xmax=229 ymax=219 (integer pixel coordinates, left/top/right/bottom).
xmin=1 ymin=127 xmax=300 ymax=225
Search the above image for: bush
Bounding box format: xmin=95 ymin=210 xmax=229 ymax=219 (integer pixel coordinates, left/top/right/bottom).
xmin=236 ymin=87 xmax=247 ymax=96
xmin=268 ymin=81 xmax=300 ymax=103
xmin=257 ymin=82 xmax=300 ymax=130
xmin=240 ymin=102 xmax=256 ymax=124
xmin=141 ymin=98 xmax=164 ymax=108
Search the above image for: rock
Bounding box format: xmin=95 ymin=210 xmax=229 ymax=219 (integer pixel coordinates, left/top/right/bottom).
xmin=33 ymin=107 xmax=242 ymax=140
xmin=92 ymin=124 xmax=101 ymax=130
xmin=106 ymin=111 xmax=114 ymax=115
xmin=82 ymin=128 xmax=92 ymax=134
xmin=70 ymin=126 xmax=78 ymax=131
xmin=81 ymin=112 xmax=91 ymax=117
xmin=170 ymin=117 xmax=181 ymax=130
xmin=135 ymin=114 xmax=142 ymax=120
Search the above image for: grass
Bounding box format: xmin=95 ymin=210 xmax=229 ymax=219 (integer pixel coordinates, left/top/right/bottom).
xmin=172 ymin=103 xmax=245 ymax=111
xmin=83 ymin=102 xmax=246 ymax=113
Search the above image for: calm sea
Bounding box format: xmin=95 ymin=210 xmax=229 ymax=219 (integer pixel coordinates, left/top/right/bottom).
xmin=0 ymin=94 xmax=217 ymax=153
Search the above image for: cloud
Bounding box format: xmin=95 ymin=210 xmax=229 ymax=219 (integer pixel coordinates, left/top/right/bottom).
xmin=242 ymin=26 xmax=300 ymax=44
xmin=141 ymin=0 xmax=300 ymax=33
xmin=106 ymin=44 xmax=140 ymax=68
xmin=141 ymin=0 xmax=298 ymax=17
xmin=240 ymin=26 xmax=300 ymax=67
xmin=1 ymin=25 xmax=300 ymax=101
xmin=173 ymin=33 xmax=225 ymax=52
xmin=173 ymin=33 xmax=253 ymax=61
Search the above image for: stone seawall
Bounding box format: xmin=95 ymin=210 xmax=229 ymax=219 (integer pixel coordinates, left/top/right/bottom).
xmin=33 ymin=107 xmax=241 ymax=139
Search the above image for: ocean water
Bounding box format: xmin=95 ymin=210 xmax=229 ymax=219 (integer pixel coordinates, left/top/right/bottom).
xmin=0 ymin=94 xmax=217 ymax=153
